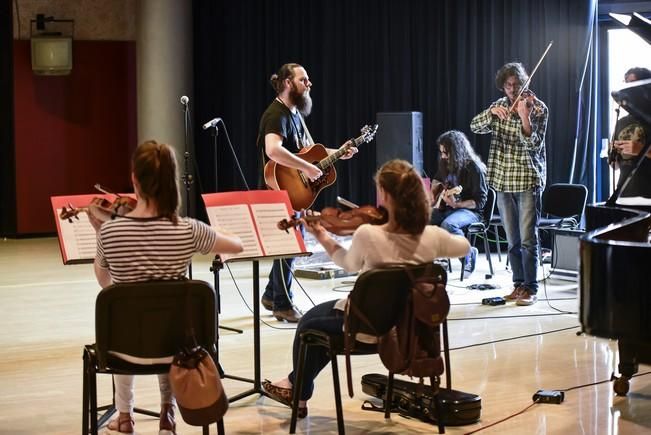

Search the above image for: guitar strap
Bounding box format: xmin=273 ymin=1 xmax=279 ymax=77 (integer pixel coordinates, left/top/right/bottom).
xmin=298 ymin=113 xmax=315 ymax=146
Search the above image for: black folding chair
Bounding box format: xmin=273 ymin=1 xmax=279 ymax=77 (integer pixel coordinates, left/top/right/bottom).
xmin=537 ymin=183 xmax=588 ymax=264
xmin=460 ymin=187 xmax=497 ymax=281
xmin=290 ymin=263 xmax=448 ymax=434
xmin=82 ymin=280 xmax=225 ymax=435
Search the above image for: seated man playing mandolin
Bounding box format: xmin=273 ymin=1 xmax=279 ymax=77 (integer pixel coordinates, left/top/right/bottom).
xmin=430 ymin=130 xmax=488 ymax=275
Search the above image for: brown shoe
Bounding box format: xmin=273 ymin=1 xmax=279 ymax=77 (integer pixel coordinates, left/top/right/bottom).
xmin=106 ymin=412 xmax=134 ymax=434
xmin=516 ymin=291 xmax=538 ymax=306
xmin=504 ymin=286 xmax=525 ymax=301
xmin=273 ymin=307 xmax=302 ymax=323
xmin=159 ymin=403 xmax=176 ymax=434
xmin=261 ymin=296 xmax=273 ymax=311
xmin=262 ymin=380 xmax=308 ymax=418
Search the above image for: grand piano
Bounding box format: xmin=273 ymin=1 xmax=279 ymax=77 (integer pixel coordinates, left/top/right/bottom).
xmin=579 ymin=16 xmax=651 ymax=395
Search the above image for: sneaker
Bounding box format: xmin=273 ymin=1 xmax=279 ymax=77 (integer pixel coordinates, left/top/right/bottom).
xmin=516 ymin=291 xmax=538 ymax=306
xmin=273 ymin=308 xmax=302 ymax=323
xmin=504 ymin=285 xmax=525 ymax=301
xmin=261 ymin=296 xmax=273 ymax=311
xmin=464 ymin=247 xmax=478 ymax=274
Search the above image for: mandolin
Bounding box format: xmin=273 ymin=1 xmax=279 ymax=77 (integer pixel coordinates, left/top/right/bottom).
xmin=431 ymin=184 xmax=463 ymax=210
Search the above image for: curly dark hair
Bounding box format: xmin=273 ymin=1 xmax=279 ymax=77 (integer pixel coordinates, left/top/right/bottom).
xmin=269 ymin=63 xmax=302 ymax=94
xmin=435 ymin=130 xmax=486 ymax=179
xmin=375 ymin=159 xmax=431 ymax=235
xmin=625 ymin=67 xmax=651 ymax=81
xmin=132 ymin=140 xmax=180 ymax=224
xmin=495 ymin=62 xmax=529 ymax=91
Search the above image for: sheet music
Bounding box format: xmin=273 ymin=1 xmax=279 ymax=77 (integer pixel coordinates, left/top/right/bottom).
xmin=616 ymin=196 xmax=651 ymax=206
xmin=206 ymin=204 xmax=264 ymax=260
xmin=251 ymin=203 xmax=302 ymax=256
xmin=57 ymin=210 xmax=97 ymax=261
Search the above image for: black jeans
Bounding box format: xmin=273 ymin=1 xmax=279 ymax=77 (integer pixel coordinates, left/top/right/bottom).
xmin=263 ymin=258 xmax=295 ymax=310
xmin=287 ymin=300 xmax=344 ymax=401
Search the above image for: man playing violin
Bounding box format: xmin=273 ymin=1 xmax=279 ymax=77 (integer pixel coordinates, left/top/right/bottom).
xmin=430 ymin=130 xmax=488 ymax=275
xmin=471 ymin=62 xmax=549 ymax=306
xmin=609 ymin=67 xmax=651 ymax=197
xmin=256 ymin=63 xmax=358 ymax=322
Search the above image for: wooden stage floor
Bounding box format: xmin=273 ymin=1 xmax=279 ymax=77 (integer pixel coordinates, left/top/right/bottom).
xmin=1 ymin=237 xmax=650 ymax=434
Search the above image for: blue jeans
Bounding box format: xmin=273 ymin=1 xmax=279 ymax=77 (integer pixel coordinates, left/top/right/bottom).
xmin=287 ymin=300 xmax=343 ymax=401
xmin=496 ymin=189 xmax=542 ymax=293
xmin=263 ymin=258 xmax=294 ymax=311
xmin=431 ymin=208 xmax=480 ymax=262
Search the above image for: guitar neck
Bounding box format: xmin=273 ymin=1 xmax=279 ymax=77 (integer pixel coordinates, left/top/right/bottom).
xmin=317 ymin=137 xmax=360 ymax=170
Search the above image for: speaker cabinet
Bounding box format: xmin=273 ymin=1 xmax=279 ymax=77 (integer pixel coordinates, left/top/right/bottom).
xmin=375 ymin=112 xmax=423 ymax=173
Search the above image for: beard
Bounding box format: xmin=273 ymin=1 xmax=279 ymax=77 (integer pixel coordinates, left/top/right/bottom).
xmin=290 ymin=83 xmax=313 ymax=117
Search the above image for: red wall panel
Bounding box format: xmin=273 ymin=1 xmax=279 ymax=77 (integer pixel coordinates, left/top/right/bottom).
xmin=13 ymin=40 xmax=136 ymax=234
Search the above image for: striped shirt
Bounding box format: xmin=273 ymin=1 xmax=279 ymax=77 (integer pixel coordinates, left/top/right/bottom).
xmin=96 ymin=216 xmax=217 ymax=284
xmin=470 ymin=96 xmax=548 ymax=192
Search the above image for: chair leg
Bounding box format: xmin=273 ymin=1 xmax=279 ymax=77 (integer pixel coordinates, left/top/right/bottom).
xmin=89 ymin=355 xmax=99 ymax=435
xmin=290 ymin=339 xmax=309 ymax=434
xmin=82 ymin=348 xmax=90 ymax=435
xmin=384 ymin=372 xmax=395 ymax=419
xmin=217 ymin=419 xmax=225 ymax=435
xmin=330 ymin=350 xmax=346 ymax=435
xmin=433 ymin=391 xmax=445 ymax=434
xmin=493 ymin=224 xmax=502 ymax=262
xmin=482 ymin=231 xmax=494 ymax=276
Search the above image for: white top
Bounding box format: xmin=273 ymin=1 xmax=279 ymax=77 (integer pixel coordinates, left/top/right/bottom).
xmin=331 ymin=224 xmax=470 ymax=311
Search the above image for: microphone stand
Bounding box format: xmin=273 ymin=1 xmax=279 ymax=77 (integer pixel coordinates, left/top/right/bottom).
xmin=181 ymin=98 xmax=194 ymax=278
xmin=206 ymin=121 xmax=243 ymax=334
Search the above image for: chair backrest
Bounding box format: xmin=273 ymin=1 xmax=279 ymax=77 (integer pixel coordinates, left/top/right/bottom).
xmin=346 ymin=263 xmax=447 ymax=337
xmin=482 ymin=187 xmax=497 ymax=225
xmin=94 ymin=280 xmax=217 ymax=370
xmin=542 ymin=183 xmax=588 ymax=220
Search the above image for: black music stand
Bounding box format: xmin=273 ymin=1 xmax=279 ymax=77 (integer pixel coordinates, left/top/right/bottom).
xmin=214 ymin=253 xmax=309 ymax=402
xmin=201 ymin=189 xmax=310 ymax=402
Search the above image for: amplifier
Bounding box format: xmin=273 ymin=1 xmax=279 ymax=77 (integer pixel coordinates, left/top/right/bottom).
xmin=550 ymin=229 xmax=584 ymax=281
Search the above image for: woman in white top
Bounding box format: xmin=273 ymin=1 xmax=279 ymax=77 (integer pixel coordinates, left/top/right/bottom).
xmin=262 ymin=159 xmax=470 ymax=418
xmin=92 ymin=140 xmax=243 ymax=435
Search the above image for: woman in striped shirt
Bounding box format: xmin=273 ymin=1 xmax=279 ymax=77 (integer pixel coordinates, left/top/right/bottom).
xmin=92 ymin=140 xmax=242 ymax=434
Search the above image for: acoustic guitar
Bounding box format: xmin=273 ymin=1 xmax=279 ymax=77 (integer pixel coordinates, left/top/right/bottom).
xmin=264 ymin=124 xmax=378 ymax=210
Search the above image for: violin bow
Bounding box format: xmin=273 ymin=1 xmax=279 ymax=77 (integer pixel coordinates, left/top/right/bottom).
xmin=509 ymin=40 xmax=554 ymax=113
xmin=94 ymin=183 xmax=124 ymax=198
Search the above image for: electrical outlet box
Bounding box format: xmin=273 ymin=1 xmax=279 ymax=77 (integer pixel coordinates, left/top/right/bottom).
xmin=533 ymin=390 xmax=564 ymax=404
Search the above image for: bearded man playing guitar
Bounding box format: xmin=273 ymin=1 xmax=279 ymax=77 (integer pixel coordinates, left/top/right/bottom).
xmin=430 ymin=130 xmax=488 ymax=275
xmin=256 ymin=63 xmax=358 ymax=322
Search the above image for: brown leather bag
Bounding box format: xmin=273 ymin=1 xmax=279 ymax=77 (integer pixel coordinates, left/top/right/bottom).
xmin=169 ymin=346 xmax=228 ymax=426
xmin=169 ymin=289 xmax=228 ymax=426
xmin=378 ymin=265 xmax=449 ymax=378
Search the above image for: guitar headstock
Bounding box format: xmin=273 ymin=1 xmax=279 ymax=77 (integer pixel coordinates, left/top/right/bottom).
xmin=358 ymin=124 xmax=378 ymax=144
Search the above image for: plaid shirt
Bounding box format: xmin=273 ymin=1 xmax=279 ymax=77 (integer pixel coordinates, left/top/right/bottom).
xmin=470 ymin=96 xmax=548 ymax=192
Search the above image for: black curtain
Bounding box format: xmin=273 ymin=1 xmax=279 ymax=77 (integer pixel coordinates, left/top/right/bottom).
xmin=193 ymin=0 xmax=595 ymax=208
xmin=0 ymin=0 xmax=16 ymax=236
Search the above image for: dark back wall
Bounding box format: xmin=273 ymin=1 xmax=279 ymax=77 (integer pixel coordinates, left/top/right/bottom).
xmin=193 ymin=0 xmax=595 ymax=208
xmin=12 ymin=40 xmax=136 ymax=234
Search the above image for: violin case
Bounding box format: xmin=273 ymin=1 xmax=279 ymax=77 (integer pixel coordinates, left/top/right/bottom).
xmin=361 ymin=373 xmax=481 ymax=426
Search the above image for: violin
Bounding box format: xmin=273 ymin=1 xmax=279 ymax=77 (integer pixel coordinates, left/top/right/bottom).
xmin=59 ymin=185 xmax=137 ymax=223
xmin=509 ymin=89 xmax=545 ymax=117
xmin=277 ymin=205 xmax=388 ymax=236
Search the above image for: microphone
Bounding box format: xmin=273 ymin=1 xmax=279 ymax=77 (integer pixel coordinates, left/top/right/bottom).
xmin=180 ymin=95 xmax=189 ymax=105
xmin=202 ymin=117 xmax=222 ymax=130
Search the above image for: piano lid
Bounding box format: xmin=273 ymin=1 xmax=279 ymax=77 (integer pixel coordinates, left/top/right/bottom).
xmin=610 ymin=12 xmax=651 ymax=45
xmin=611 ymin=78 xmax=651 ymax=127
